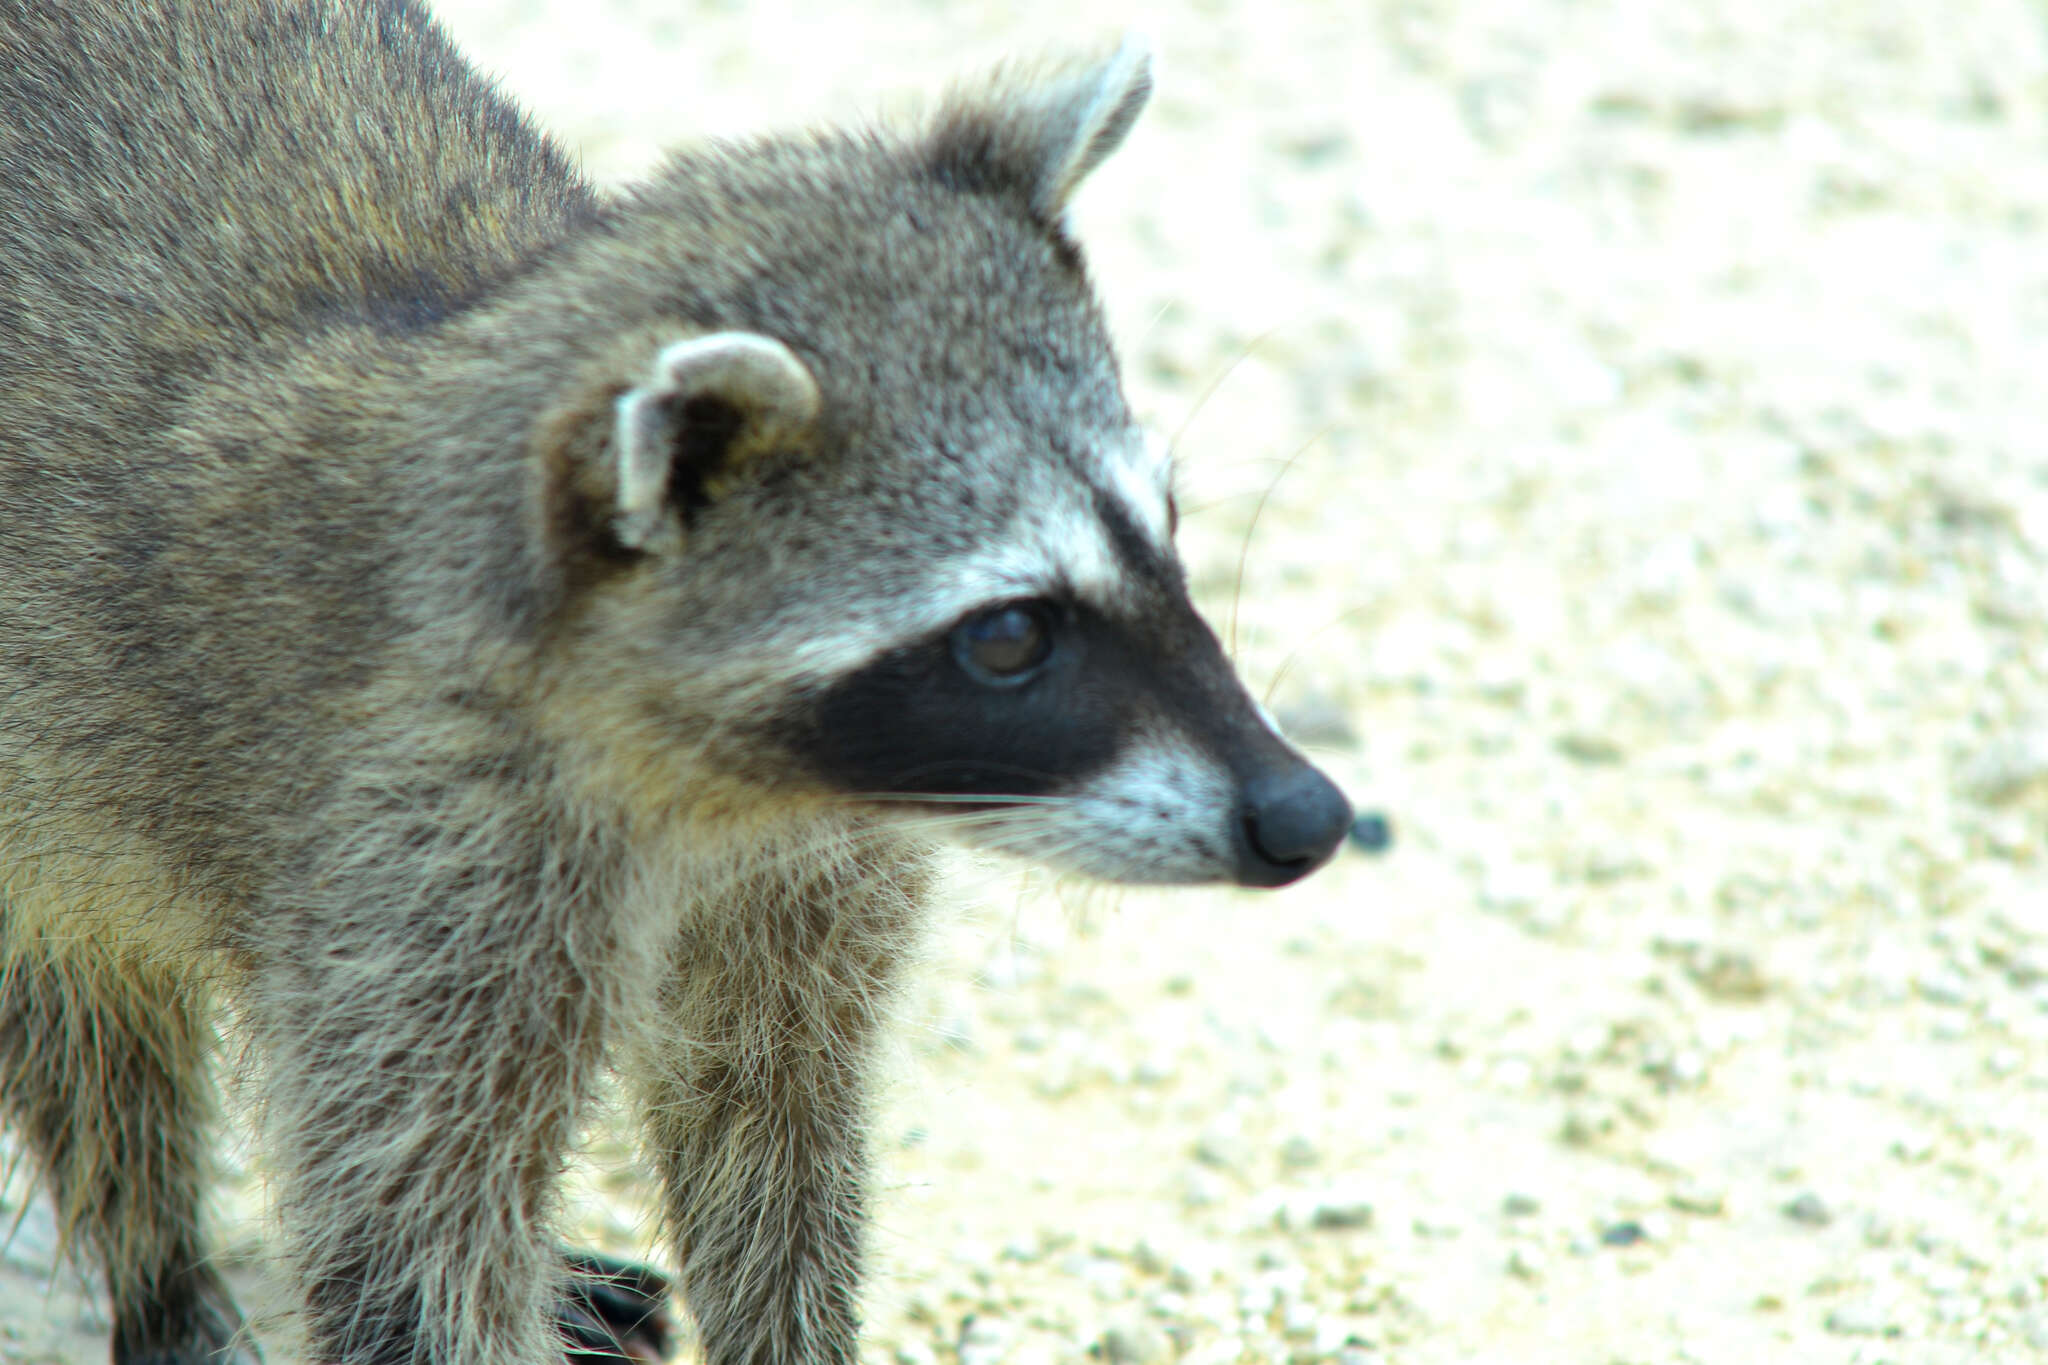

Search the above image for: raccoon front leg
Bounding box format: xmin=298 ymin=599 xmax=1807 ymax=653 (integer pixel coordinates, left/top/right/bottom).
xmin=635 ymin=838 xmax=931 ymax=1365
xmin=0 ymin=941 xmax=256 ymax=1365
xmin=246 ymin=817 xmax=632 ymax=1365
xmin=559 ymin=1250 xmax=677 ymax=1363
xmin=252 ymin=947 xmax=600 ymax=1363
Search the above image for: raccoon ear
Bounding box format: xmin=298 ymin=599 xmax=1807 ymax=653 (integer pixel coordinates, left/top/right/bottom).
xmin=610 ymin=333 xmax=820 ymax=551
xmin=929 ymin=33 xmax=1153 ymax=221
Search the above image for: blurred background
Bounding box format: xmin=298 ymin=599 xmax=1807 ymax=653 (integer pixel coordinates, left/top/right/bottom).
xmin=9 ymin=2 xmax=2048 ymax=1362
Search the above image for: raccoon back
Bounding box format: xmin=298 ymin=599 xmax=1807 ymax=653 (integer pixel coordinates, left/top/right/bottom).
xmin=0 ymin=0 xmax=589 ymax=896
xmin=0 ymin=0 xmax=590 ymax=409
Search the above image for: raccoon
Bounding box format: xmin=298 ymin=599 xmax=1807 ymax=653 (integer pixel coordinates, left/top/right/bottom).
xmin=0 ymin=2 xmax=1354 ymax=1363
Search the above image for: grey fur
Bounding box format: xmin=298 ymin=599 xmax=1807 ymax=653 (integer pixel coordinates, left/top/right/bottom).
xmin=0 ymin=4 xmax=1344 ymax=1363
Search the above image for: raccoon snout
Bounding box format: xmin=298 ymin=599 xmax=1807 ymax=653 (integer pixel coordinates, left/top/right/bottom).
xmin=1232 ymin=764 xmax=1354 ymax=887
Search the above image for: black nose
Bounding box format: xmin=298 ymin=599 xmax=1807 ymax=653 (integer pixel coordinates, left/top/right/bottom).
xmin=1233 ymin=764 xmax=1354 ymax=887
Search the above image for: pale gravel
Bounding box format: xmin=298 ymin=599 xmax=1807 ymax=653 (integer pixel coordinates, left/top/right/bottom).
xmin=5 ymin=2 xmax=2047 ymax=1363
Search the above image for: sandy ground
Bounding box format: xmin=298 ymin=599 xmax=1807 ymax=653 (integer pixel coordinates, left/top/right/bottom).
xmin=6 ymin=1 xmax=2048 ymax=1362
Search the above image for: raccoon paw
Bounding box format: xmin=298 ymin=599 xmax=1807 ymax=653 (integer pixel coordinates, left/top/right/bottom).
xmin=558 ymin=1250 xmax=678 ymax=1364
xmin=112 ymin=1264 xmax=263 ymax=1365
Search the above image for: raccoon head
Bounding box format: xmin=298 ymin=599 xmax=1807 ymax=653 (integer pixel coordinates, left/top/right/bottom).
xmin=535 ymin=38 xmax=1350 ymax=889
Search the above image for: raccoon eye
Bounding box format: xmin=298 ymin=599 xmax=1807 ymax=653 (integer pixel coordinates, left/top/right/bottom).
xmin=951 ymin=602 xmax=1053 ymax=686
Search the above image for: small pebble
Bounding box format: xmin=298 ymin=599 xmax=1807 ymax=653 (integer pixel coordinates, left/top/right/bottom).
xmin=1783 ymin=1192 xmax=1832 ymax=1226
xmin=1177 ymin=1169 xmax=1225 ymax=1210
xmin=1668 ymin=1185 xmax=1725 ymax=1216
xmin=1958 ymin=731 xmax=2048 ymax=804
xmin=1100 ymin=1321 xmax=1172 ymax=1365
xmin=1128 ymin=1240 xmax=1169 ymax=1276
xmin=1279 ymin=1135 xmax=1322 ymax=1169
xmin=1501 ymin=1192 xmax=1542 ymax=1217
xmin=1309 ymin=1197 xmax=1375 ymax=1232
xmin=1599 ymin=1220 xmax=1648 ymax=1247
xmin=1166 ymin=1242 xmax=1226 ymax=1292
xmin=1823 ymin=1298 xmax=1899 ymax=1337
xmin=1270 ymin=1186 xmax=1375 ymax=1233
xmin=1348 ymin=810 xmax=1394 ymax=855
xmin=1555 ymin=732 xmax=1625 ymax=765
xmin=957 ymin=1315 xmax=1011 ymax=1365
xmin=1058 ymin=1253 xmax=1126 ymax=1296
xmin=1193 ymin=1132 xmax=1252 ymax=1172
xmin=1915 ymin=969 xmax=1971 ymax=1006
xmin=1684 ymin=949 xmax=1770 ymax=1002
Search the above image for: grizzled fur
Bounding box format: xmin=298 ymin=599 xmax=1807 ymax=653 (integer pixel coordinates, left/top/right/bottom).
xmin=0 ymin=3 xmax=1349 ymax=1364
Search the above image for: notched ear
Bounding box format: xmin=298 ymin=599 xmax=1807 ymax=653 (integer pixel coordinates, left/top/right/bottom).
xmin=609 ymin=332 xmax=820 ymax=552
xmin=927 ymin=33 xmax=1154 ymax=221
xmin=536 ymin=329 xmax=819 ymax=571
